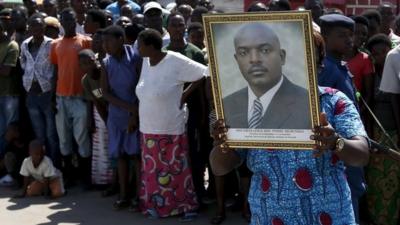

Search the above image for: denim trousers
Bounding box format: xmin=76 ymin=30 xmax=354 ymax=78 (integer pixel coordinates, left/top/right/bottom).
xmin=26 ymin=92 xmax=60 ymax=166
xmin=55 ymin=96 xmax=91 ymax=158
xmin=0 ymin=96 xmax=19 ymax=155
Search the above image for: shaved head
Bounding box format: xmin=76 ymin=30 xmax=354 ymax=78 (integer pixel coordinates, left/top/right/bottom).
xmin=234 ymin=23 xmax=281 ymax=50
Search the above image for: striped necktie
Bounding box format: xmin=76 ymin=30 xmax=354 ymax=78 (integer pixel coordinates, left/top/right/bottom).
xmin=248 ymin=98 xmax=263 ymax=128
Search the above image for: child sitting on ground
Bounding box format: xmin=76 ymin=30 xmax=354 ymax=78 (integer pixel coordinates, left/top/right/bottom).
xmin=15 ymin=140 xmax=65 ymax=198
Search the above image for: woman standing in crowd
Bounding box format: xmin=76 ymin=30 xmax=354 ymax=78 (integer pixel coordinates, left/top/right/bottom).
xmin=79 ymin=49 xmax=113 ymax=187
xmin=101 ymin=25 xmax=141 ymax=209
xmin=136 ymin=29 xmax=208 ymax=221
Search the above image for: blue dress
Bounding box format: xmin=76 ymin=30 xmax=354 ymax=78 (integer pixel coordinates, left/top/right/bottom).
xmin=103 ymin=45 xmax=140 ymax=158
xmin=318 ymin=56 xmax=366 ymax=222
xmin=240 ymin=87 xmax=367 ymax=225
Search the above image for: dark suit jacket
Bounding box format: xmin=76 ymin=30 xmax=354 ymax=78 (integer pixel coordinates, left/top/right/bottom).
xmin=223 ymin=77 xmax=311 ymax=129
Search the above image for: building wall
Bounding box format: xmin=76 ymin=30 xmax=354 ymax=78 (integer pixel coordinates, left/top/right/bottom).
xmin=244 ymin=0 xmax=400 ymax=15
xmin=345 ymin=0 xmax=399 ymax=15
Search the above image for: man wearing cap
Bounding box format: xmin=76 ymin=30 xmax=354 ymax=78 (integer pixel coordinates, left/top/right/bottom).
xmin=318 ymin=14 xmax=365 ymax=223
xmin=105 ymin=0 xmax=140 ymax=21
xmin=143 ymin=1 xmax=170 ymax=47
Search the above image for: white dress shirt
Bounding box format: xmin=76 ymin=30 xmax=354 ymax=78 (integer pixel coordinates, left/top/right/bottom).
xmin=247 ymin=76 xmax=283 ymax=122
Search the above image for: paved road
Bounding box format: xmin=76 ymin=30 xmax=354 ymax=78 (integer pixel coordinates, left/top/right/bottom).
xmin=0 ymin=187 xmax=248 ymax=225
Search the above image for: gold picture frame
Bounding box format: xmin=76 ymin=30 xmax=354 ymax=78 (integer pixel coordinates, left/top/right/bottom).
xmin=203 ymin=11 xmax=320 ymax=149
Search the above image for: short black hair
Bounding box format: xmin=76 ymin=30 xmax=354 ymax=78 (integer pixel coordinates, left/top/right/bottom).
xmin=87 ymin=9 xmax=107 ymax=29
xmin=125 ymin=23 xmax=145 ymax=41
xmin=352 ymin=15 xmax=369 ymax=28
xmin=60 ymin=7 xmax=76 ymax=18
xmin=166 ymin=12 xmax=185 ymax=26
xmin=79 ymin=48 xmax=96 ymax=59
xmin=269 ymin=0 xmax=291 ymax=11
xmin=247 ymin=1 xmax=267 ymax=12
xmin=192 ymin=6 xmax=208 ymax=14
xmin=138 ymin=29 xmax=163 ymax=51
xmin=366 ymin=33 xmax=392 ymax=51
xmin=103 ymin=25 xmax=125 ymax=39
xmin=187 ymin=22 xmax=203 ymax=34
xmin=362 ymin=9 xmax=381 ymax=25
xmin=29 ymin=12 xmax=45 ymax=22
xmin=98 ymin=0 xmax=113 ymax=10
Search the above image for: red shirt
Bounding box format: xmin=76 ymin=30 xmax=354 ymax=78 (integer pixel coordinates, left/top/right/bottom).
xmin=347 ymin=51 xmax=374 ymax=91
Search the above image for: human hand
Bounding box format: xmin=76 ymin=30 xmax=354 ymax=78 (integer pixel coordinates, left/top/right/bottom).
xmin=127 ymin=112 xmax=138 ymax=133
xmin=212 ymin=119 xmax=230 ymax=153
xmin=311 ymin=113 xmax=339 ymax=157
xmin=180 ymin=92 xmax=189 ymax=109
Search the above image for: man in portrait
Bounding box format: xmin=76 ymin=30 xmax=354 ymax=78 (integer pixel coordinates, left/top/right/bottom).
xmin=223 ymin=22 xmax=311 ymax=129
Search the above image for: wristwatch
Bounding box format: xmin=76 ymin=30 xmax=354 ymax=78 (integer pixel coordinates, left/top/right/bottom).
xmin=335 ymin=135 xmax=345 ymax=153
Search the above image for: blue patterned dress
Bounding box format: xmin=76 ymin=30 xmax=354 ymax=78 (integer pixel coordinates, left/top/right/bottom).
xmin=240 ymin=87 xmax=367 ymax=225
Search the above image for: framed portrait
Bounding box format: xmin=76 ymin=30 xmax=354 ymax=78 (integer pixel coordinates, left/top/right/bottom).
xmin=203 ymin=11 xmax=320 ymax=149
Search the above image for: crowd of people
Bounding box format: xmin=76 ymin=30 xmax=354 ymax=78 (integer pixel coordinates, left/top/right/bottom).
xmin=0 ymin=0 xmax=398 ymax=224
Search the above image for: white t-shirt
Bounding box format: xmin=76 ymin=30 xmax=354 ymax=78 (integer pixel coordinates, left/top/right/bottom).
xmin=20 ymin=156 xmax=59 ymax=181
xmin=380 ymin=45 xmax=400 ymax=94
xmin=136 ymin=51 xmax=208 ymax=135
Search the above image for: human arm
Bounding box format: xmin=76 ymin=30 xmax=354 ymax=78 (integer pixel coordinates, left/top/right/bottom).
xmin=100 ymin=63 xmax=138 ymax=114
xmin=14 ymin=176 xmax=30 ymax=198
xmin=93 ymin=100 xmax=108 ymax=124
xmin=311 ymin=112 xmax=370 ymax=167
xmin=180 ymin=77 xmax=205 ymax=109
xmin=0 ymin=42 xmax=19 ymax=76
xmin=208 ymin=119 xmax=242 ymax=176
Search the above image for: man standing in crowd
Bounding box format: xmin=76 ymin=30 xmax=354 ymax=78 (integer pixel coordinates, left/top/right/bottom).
xmin=20 ymin=15 xmax=59 ymax=168
xmin=318 ymin=14 xmax=365 ymax=223
xmin=378 ymin=39 xmax=400 ymax=225
xmin=143 ymin=1 xmax=170 ymax=47
xmin=377 ymin=2 xmax=400 ymax=46
xmin=0 ymin=20 xmax=19 ymax=155
xmin=50 ymin=8 xmax=92 ymax=188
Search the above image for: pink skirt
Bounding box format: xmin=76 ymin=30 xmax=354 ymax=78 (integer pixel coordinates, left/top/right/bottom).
xmin=139 ymin=133 xmax=198 ymax=217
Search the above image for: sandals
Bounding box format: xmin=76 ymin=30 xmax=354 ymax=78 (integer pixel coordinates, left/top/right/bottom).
xmin=113 ymin=199 xmax=130 ymax=210
xmin=210 ymin=214 xmax=226 ymax=224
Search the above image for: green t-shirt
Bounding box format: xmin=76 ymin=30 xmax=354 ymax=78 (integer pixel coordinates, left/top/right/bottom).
xmin=0 ymin=40 xmax=20 ymax=96
xmin=81 ymin=73 xmax=106 ymax=104
xmin=164 ymin=43 xmax=206 ymax=65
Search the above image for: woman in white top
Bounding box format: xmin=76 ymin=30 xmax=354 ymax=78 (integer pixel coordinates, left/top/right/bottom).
xmin=136 ymin=29 xmax=208 ymax=221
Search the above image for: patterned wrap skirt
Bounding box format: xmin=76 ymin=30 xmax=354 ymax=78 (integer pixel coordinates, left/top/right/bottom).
xmin=91 ymin=107 xmax=113 ymax=185
xmin=139 ymin=133 xmax=198 ymax=217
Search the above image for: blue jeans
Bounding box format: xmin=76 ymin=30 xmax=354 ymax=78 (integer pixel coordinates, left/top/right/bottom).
xmin=55 ymin=96 xmax=91 ymax=158
xmin=0 ymin=96 xmax=19 ymax=155
xmin=26 ymin=92 xmax=60 ymax=166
